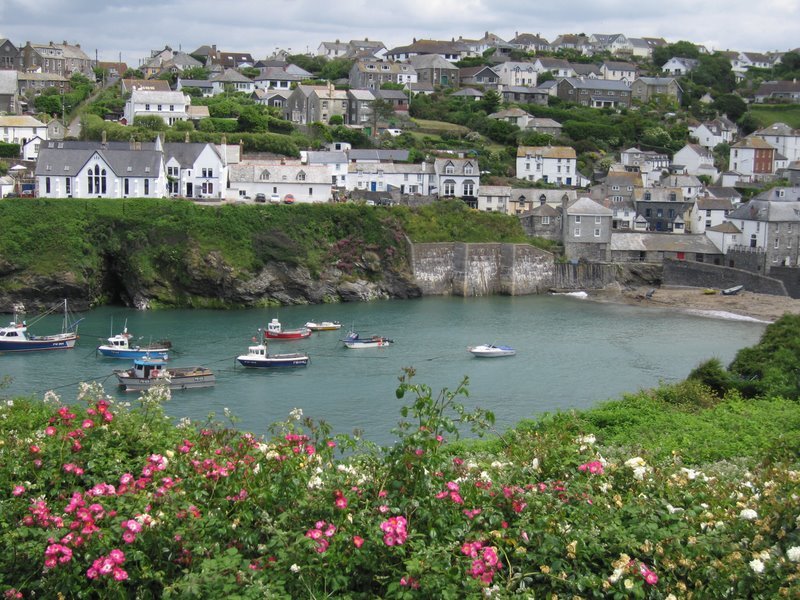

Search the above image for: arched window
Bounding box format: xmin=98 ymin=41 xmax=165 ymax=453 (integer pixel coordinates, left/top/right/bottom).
xmin=539 ymin=194 xmax=546 ymax=204
xmin=297 ymin=170 xmax=306 ymax=181
xmin=88 ymin=164 xmax=106 ymax=194
xmin=260 ymin=169 xmax=270 ymax=180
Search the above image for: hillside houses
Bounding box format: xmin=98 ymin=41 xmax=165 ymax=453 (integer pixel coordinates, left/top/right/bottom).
xmin=516 ymin=146 xmax=578 ymax=186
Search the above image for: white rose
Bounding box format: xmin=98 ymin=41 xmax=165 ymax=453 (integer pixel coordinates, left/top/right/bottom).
xmin=749 ymin=558 xmax=765 ymax=574
xmin=787 ymin=546 xmax=800 ymax=562
xmin=739 ymin=508 xmax=758 ymax=521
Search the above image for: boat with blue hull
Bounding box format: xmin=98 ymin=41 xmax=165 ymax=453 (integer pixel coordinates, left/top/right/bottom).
xmin=97 ymin=326 xmax=171 ymax=360
xmin=237 ymin=343 xmax=309 ymax=368
xmin=0 ymin=300 xmax=81 ymax=353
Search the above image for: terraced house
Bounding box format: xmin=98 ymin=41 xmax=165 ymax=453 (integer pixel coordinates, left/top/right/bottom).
xmin=516 ymin=146 xmax=578 ymax=186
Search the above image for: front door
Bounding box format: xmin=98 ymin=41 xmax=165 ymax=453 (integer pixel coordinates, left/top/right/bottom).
xmin=186 ymin=183 xmax=193 ymax=197
xmin=370 ymin=182 xmax=377 ymax=192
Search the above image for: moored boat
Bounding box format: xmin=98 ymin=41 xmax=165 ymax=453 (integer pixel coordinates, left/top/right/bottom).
xmin=304 ymin=320 xmax=342 ymax=332
xmin=237 ymin=343 xmax=309 ymax=368
xmin=97 ymin=326 xmax=171 ymax=360
xmin=468 ymin=344 xmax=516 ymax=358
xmin=264 ymin=318 xmax=311 ymax=340
xmin=114 ymin=357 xmax=215 ymax=392
xmin=341 ymin=331 xmax=394 ymax=349
xmin=0 ymin=300 xmax=81 ymax=352
xmin=721 ymin=285 xmax=744 ymax=296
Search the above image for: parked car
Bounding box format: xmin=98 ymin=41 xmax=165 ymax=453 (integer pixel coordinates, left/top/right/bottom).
xmin=283 ymin=194 xmax=295 ymax=204
xmin=20 ymin=190 xmax=34 ymax=198
xmin=269 ymin=193 xmax=280 ymax=204
xmin=3 ymin=192 xmax=19 ymax=198
xmin=385 ymin=128 xmax=403 ymax=137
xmin=255 ymin=193 xmax=266 ymax=203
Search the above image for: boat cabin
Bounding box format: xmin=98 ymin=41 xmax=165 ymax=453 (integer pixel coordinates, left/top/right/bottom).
xmin=132 ymin=358 xmax=168 ymax=378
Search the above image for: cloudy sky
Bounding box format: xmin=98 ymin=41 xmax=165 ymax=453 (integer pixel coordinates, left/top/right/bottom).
xmin=1 ymin=0 xmax=797 ymax=67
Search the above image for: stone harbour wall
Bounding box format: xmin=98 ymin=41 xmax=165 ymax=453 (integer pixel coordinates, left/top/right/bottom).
xmin=410 ymin=243 xmax=554 ymax=296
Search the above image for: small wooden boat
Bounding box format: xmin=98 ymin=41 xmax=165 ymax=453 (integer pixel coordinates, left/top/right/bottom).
xmin=341 ymin=331 xmax=393 ymax=349
xmin=114 ymin=357 xmax=215 ymax=392
xmin=264 ymin=318 xmax=311 ymax=340
xmin=97 ymin=325 xmax=171 ymax=360
xmin=468 ymin=344 xmax=516 ymax=358
xmin=237 ymin=343 xmax=309 ymax=368
xmin=0 ymin=300 xmax=81 ymax=352
xmin=721 ymin=285 xmax=744 ymax=296
xmin=304 ymin=320 xmax=342 ymax=331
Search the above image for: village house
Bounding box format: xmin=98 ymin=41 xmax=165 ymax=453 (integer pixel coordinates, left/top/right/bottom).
xmin=458 ymin=66 xmax=499 ymax=89
xmin=619 ymin=148 xmax=670 ymax=186
xmin=408 ymin=55 xmax=459 ymax=87
xmin=493 ymin=61 xmax=538 ymax=89
xmin=599 ymin=61 xmax=638 ymax=81
xmin=228 ymin=160 xmax=332 ymax=203
xmin=19 ymin=41 xmax=94 ymax=78
xmin=123 ymin=90 xmax=191 ymax=126
xmin=303 ymin=151 xmax=349 ymax=188
xmin=317 ymin=40 xmax=350 ymax=59
xmin=512 ymin=189 xmax=577 ymax=214
xmin=689 ymin=117 xmax=738 ymax=150
xmin=346 ymin=89 xmax=374 ymax=126
xmin=253 ymin=67 xmax=307 ymax=91
xmin=590 ymin=34 xmax=633 ymax=56
xmin=347 ymin=161 xmax=435 ymax=195
xmin=508 ymin=32 xmax=551 ymax=53
xmin=689 ymin=195 xmax=734 ymax=234
xmin=0 ymin=71 xmax=17 ymax=113
xmin=210 ymin=69 xmax=255 ymax=95
xmin=634 ymin=186 xmax=692 ymax=233
xmin=348 ymin=60 xmax=417 ymax=90
xmin=729 ymin=136 xmax=781 ymax=182
xmin=385 ymin=39 xmax=472 ymax=63
xmin=176 ymin=78 xmax=215 ymax=97
xmin=0 ymin=39 xmax=19 ymax=70
xmin=285 ymin=84 xmax=347 ymax=125
xmin=476 ymin=185 xmax=512 ymax=213
xmin=661 ymin=57 xmax=699 ymax=76
xmin=120 ymin=78 xmax=171 ymax=94
xmin=0 ymin=115 xmax=47 ymax=146
xmin=519 ymin=202 xmax=562 ymax=239
xmin=516 ymin=146 xmax=578 ymax=186
xmin=753 ymin=122 xmax=800 ymax=162
xmin=555 ymin=78 xmax=632 ymax=108
xmin=562 ymin=197 xmax=613 ymax=262
xmin=532 ymin=58 xmax=573 ymax=79
xmin=16 ymin=72 xmax=70 ymax=100
xmin=433 ymin=157 xmax=480 ymax=206
xmin=501 ymin=86 xmax=549 ymax=105
xmin=630 ymin=77 xmax=682 ymax=104
xmin=610 ymin=233 xmax=724 ymax=265
xmin=672 ymin=144 xmax=719 ymax=181
xmin=753 ymin=80 xmax=800 ymax=104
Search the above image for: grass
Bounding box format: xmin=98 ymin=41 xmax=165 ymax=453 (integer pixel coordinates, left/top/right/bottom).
xmin=410 ymin=118 xmax=471 ymax=134
xmin=747 ymin=104 xmax=800 ymax=128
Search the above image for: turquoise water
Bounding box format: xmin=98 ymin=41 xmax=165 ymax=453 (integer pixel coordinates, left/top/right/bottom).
xmin=0 ymin=295 xmax=767 ymax=445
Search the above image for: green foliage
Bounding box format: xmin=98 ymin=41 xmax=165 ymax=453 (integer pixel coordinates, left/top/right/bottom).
xmin=319 ymin=58 xmax=354 ymax=81
xmin=328 ymin=114 xmax=344 ymax=126
xmin=180 ymin=66 xmax=211 ymax=81
xmin=0 ymin=142 xmax=20 ymax=158
xmin=652 ymin=41 xmax=701 ymax=67
xmin=713 ymin=94 xmax=748 ymax=121
xmin=400 ymin=199 xmax=529 ymax=243
xmin=745 ymin=104 xmax=800 ymax=129
xmin=728 ymin=314 xmax=800 ymax=399
xmin=237 ymin=106 xmax=270 ymax=132
xmin=121 ymin=68 xmax=145 ymax=79
xmin=133 ymin=115 xmax=168 ymax=131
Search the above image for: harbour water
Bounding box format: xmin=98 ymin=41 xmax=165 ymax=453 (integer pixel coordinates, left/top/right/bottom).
xmin=0 ymin=295 xmax=767 ymax=446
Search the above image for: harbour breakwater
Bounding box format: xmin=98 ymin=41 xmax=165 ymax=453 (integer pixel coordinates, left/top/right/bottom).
xmin=409 ymin=242 xmax=626 ymax=296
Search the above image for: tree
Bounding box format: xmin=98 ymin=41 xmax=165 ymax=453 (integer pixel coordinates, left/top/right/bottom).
xmin=712 ymin=94 xmax=747 ymax=121
xmin=371 ymin=98 xmax=396 ymax=133
xmin=237 ymin=106 xmax=269 ymax=132
xmin=319 ymin=58 xmax=354 ymax=81
xmin=479 ymin=89 xmax=502 ymax=114
xmin=652 ymin=41 xmax=700 ymax=67
xmin=121 ymin=68 xmax=145 ymax=79
xmin=34 ymin=90 xmax=63 ymax=116
xmin=180 ymin=67 xmax=210 ymax=81
xmin=133 ymin=115 xmax=167 ymax=131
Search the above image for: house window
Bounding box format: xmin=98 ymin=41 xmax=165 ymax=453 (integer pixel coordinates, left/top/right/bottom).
xmin=45 ymin=177 xmax=50 ymax=193
xmin=574 ymin=228 xmax=581 ymax=237
xmin=309 ymin=187 xmax=313 ymax=196
xmin=541 ymin=216 xmax=550 ymax=225
xmin=65 ymin=178 xmax=71 ymax=195
xmin=124 ymin=178 xmax=129 ymax=195
xmin=463 ymin=180 xmax=474 ymax=196
xmin=595 ymin=216 xmax=601 ymax=224
xmin=594 ymin=228 xmax=601 ymax=237
xmin=443 ymin=179 xmax=456 ymax=196
xmin=88 ymin=165 xmax=107 ymax=194
xmin=464 ymin=164 xmax=474 ymax=175
xmin=297 ymin=171 xmax=306 ymax=181
xmin=644 ymin=192 xmax=651 ymax=201
xmin=144 ymin=179 xmax=149 ymax=195
xmin=775 ymin=238 xmax=779 ymax=249
xmin=574 ymin=215 xmax=581 ymax=223
xmin=260 ymin=169 xmax=270 ymax=180
xmin=444 ymin=163 xmax=455 ymax=175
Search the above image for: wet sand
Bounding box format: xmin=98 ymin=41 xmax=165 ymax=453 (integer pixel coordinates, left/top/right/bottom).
xmin=585 ymin=285 xmax=800 ymax=324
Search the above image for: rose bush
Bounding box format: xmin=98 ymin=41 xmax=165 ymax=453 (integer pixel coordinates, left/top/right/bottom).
xmin=0 ymin=369 xmax=798 ymax=598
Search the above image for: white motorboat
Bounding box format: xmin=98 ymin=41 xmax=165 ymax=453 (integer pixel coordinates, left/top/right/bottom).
xmin=467 ymin=344 xmax=516 ymax=358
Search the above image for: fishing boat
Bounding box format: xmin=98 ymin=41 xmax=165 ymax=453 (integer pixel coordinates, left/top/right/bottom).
xmin=721 ymin=284 xmax=744 ymax=296
xmin=0 ymin=300 xmax=81 ymax=352
xmin=114 ymin=357 xmax=215 ymax=392
xmin=304 ymin=320 xmax=342 ymax=332
xmin=237 ymin=342 xmax=309 ymax=368
xmin=96 ymin=324 xmax=171 ymax=360
xmin=341 ymin=331 xmax=394 ymax=349
xmin=264 ymin=318 xmax=311 ymax=340
xmin=467 ymin=344 xmax=516 ymax=358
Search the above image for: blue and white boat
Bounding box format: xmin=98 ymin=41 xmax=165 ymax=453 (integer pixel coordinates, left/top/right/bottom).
xmin=97 ymin=326 xmax=171 ymax=360
xmin=0 ymin=300 xmax=81 ymax=353
xmin=237 ymin=343 xmax=309 ymax=368
xmin=341 ymin=331 xmax=393 ymax=349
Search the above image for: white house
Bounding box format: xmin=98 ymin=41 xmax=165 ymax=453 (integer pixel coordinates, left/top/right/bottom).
xmin=164 ymin=142 xmax=228 ymax=199
xmin=689 ymin=117 xmax=738 ymax=150
xmin=476 ymin=185 xmax=512 ymax=213
xmin=124 ymin=90 xmax=191 ymax=126
xmin=35 ymin=140 xmax=166 ymax=199
xmin=304 ymin=151 xmax=349 ymax=188
xmin=21 ymin=136 xmax=46 ymax=161
xmin=662 ymin=57 xmax=698 ymax=76
xmin=672 ymin=144 xmax=719 ymax=180
xmin=433 ymin=157 xmax=480 ymax=201
xmin=516 ymin=145 xmax=578 ymax=186
xmin=347 ymin=161 xmax=435 ymax=195
xmin=689 ymin=195 xmax=733 ymax=234
xmin=493 ymin=61 xmax=538 ymax=88
xmin=705 ymin=221 xmax=742 ymax=253
xmin=228 ymin=160 xmax=332 ymax=203
xmin=210 ymin=69 xmax=255 ymax=95
xmin=0 ymin=115 xmax=48 ymax=146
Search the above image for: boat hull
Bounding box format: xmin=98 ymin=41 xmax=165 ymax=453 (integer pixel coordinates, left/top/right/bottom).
xmin=264 ymin=330 xmax=311 ymax=340
xmin=115 ymin=368 xmax=215 ymax=392
xmin=0 ymin=335 xmax=78 ymax=352
xmin=305 ymin=321 xmax=342 ymax=332
xmin=468 ymin=345 xmax=516 ymax=358
xmin=343 ymin=339 xmax=392 ymax=349
xmin=237 ymin=354 xmax=309 ymax=368
xmin=98 ymin=347 xmax=169 ymax=360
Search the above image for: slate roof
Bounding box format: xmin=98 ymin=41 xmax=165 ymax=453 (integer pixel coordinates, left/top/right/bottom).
xmin=696 ymin=196 xmax=733 ymax=211
xmin=348 ymin=149 xmax=410 ymax=162
xmin=755 ymin=122 xmax=798 ymax=137
xmin=0 ymin=116 xmax=47 ymax=128
xmin=567 ymin=197 xmax=612 ymax=215
xmin=517 ymin=146 xmax=576 ymax=159
xmin=728 ymin=198 xmax=800 ymax=222
xmin=707 ymin=221 xmax=741 ymax=233
xmin=610 ymin=233 xmax=722 ymax=253
xmin=408 ymin=54 xmax=457 ymax=70
xmin=305 ymin=151 xmax=348 ymax=165
xmin=35 ymin=146 xmax=162 ymax=178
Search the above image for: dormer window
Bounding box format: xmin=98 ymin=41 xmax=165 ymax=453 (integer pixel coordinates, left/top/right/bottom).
xmin=260 ymin=169 xmax=270 ymax=180
xmin=644 ymin=192 xmax=651 ymax=201
xmin=444 ymin=162 xmax=455 ymax=175
xmin=464 ymin=163 xmax=474 ymax=175
xmin=297 ymin=170 xmax=306 ymax=181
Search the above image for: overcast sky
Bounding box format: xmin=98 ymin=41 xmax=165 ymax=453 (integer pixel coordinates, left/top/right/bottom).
xmin=2 ymin=0 xmax=797 ymax=67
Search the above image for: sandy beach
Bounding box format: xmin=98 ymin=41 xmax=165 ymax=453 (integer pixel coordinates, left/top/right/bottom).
xmin=584 ymin=285 xmax=800 ymax=324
